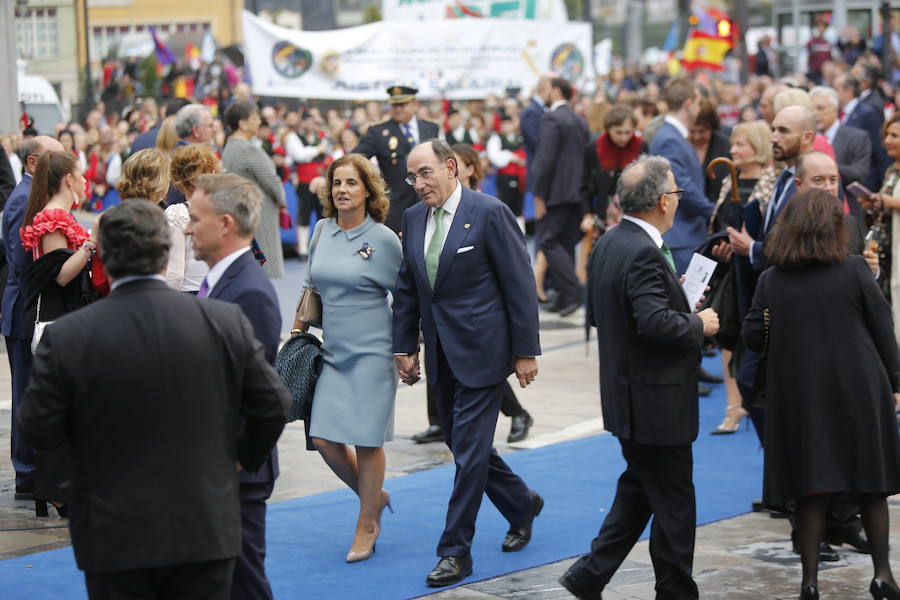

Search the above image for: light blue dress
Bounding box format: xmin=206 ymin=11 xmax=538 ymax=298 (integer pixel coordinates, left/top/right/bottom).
xmin=306 ymin=215 xmax=403 ymax=447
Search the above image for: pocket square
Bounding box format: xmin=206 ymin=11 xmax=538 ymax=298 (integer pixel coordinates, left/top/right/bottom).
xmin=457 ymin=246 xmax=475 ymax=254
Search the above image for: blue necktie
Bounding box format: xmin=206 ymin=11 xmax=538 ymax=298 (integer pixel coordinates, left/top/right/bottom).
xmin=402 ymin=123 xmax=416 ymax=146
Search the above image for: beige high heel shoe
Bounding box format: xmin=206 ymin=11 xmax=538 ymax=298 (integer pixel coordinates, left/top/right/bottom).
xmin=711 ymin=403 xmax=748 ymax=435
xmin=346 ymin=524 xmax=380 ymax=563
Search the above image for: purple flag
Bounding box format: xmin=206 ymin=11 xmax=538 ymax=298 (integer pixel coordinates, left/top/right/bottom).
xmin=149 ymin=26 xmax=177 ymax=65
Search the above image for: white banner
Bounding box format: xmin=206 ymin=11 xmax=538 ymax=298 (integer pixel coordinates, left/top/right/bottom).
xmin=242 ymin=11 xmax=593 ymax=100
xmin=381 ymin=0 xmax=568 ymax=22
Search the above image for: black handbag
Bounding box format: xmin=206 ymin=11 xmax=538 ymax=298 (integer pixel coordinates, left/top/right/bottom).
xmin=274 ymin=332 xmax=323 ymax=450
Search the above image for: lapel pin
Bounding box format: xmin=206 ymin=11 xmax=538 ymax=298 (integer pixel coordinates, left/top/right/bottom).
xmin=464 ymin=223 xmax=471 ymax=229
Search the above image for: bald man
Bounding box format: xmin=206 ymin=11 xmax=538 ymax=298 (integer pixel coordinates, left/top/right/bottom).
xmin=728 ymin=106 xmax=816 ymax=270
xmin=2 ymin=135 xmax=64 ymax=500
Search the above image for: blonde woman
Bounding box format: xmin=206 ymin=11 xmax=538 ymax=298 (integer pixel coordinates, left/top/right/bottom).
xmin=709 ymin=120 xmax=777 ymax=435
xmin=115 ymin=148 xmax=171 ymax=206
xmin=155 ymin=116 xmax=179 ymax=155
xmin=165 ymin=144 xmax=218 ymax=293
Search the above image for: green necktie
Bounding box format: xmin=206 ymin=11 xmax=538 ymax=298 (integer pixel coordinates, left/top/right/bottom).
xmin=426 ymin=207 xmax=445 ymax=287
xmin=661 ymin=242 xmax=677 ymax=274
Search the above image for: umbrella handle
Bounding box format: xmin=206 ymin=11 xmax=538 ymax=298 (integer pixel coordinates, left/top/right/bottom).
xmin=707 ymin=157 xmax=740 ymax=204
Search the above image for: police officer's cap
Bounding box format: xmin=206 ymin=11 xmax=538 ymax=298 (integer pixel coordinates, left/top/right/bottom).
xmin=387 ymin=85 xmax=418 ymax=105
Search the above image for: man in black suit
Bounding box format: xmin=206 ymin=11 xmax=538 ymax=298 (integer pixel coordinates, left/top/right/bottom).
xmin=353 ymin=86 xmax=440 ymax=233
xmin=851 ymin=61 xmax=887 ymax=119
xmin=18 ymin=201 xmax=289 ymax=600
xmin=187 ymin=173 xmax=283 ymax=600
xmin=559 ymin=156 xmax=719 ymax=600
xmin=531 ymin=77 xmax=590 ymax=315
xmin=809 ymin=85 xmax=872 ymax=217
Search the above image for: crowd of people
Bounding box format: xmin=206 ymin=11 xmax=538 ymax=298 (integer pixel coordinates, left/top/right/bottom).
xmin=5 ymin=28 xmax=900 ymax=600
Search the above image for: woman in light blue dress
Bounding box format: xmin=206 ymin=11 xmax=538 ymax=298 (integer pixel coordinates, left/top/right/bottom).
xmin=295 ymin=153 xmax=402 ymax=563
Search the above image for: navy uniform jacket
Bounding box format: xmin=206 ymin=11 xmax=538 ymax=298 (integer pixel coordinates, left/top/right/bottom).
xmin=208 ymin=250 xmax=282 ymax=484
xmin=392 ymin=185 xmax=541 ymax=388
xmin=353 ymin=118 xmax=440 ymax=233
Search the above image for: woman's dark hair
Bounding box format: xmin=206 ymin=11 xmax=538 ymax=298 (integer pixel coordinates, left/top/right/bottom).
xmin=603 ymin=104 xmax=637 ymax=131
xmin=451 ymin=143 xmax=483 ymax=189
xmin=694 ymin=98 xmax=720 ymax=132
xmin=24 ymin=151 xmax=79 ymax=228
xmin=224 ymin=100 xmax=258 ymax=132
xmin=765 ymin=188 xmax=848 ymax=269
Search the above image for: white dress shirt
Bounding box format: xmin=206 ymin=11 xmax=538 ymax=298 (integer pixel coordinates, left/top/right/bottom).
xmin=622 ymin=214 xmax=664 ymax=248
xmin=823 ymin=119 xmax=840 ymax=146
xmin=205 ymin=246 xmax=251 ymax=295
xmin=549 ymin=100 xmax=567 ymax=112
xmin=403 ymin=116 xmax=420 ymax=146
xmin=842 ymin=97 xmax=860 ymax=123
xmin=423 ymin=181 xmax=462 ymax=256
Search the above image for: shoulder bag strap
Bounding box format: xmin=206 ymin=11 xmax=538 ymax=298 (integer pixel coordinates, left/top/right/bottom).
xmin=307 ymin=221 xmax=325 ymax=290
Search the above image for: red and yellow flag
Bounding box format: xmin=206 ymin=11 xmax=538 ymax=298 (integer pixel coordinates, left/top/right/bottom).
xmin=681 ymin=31 xmax=732 ymax=71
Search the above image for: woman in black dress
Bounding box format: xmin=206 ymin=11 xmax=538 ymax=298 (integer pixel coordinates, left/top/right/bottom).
xmin=743 ymin=189 xmax=900 ymax=600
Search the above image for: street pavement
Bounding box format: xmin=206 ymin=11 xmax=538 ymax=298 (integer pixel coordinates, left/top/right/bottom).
xmin=1 ymin=253 xmax=899 ymax=599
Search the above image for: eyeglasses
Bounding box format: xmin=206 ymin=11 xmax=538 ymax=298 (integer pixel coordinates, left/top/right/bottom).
xmin=662 ymin=189 xmax=685 ymax=201
xmin=405 ymin=168 xmax=436 ymax=186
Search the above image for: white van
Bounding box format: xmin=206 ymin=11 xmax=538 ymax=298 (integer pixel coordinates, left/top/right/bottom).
xmin=17 ymin=60 xmax=66 ymax=135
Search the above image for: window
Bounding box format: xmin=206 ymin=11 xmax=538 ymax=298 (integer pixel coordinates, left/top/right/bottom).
xmin=15 ymin=8 xmax=59 ymax=59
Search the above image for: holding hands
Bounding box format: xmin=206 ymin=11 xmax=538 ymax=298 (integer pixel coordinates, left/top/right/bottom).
xmin=396 ymin=353 xmax=421 ymax=386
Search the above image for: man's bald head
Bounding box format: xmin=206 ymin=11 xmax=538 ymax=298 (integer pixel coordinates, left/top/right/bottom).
xmin=771 ymin=106 xmax=817 ymax=164
xmin=795 ymin=151 xmax=841 ymax=199
xmin=18 ymin=135 xmax=64 ymax=176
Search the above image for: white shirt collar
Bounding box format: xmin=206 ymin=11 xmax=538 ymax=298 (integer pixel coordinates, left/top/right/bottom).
xmin=860 ymin=88 xmax=873 ymax=100
xmin=664 ymin=114 xmax=689 ymax=139
xmin=842 ymin=97 xmax=860 ymax=120
xmin=110 ymin=274 xmax=166 ymax=292
xmin=823 ymin=119 xmax=840 ymax=145
xmin=532 ymin=95 xmax=546 ymax=108
xmin=205 ymin=246 xmax=251 ymax=294
xmin=433 ymin=181 xmax=462 ymax=218
xmin=622 ymin=214 xmax=663 ymax=248
xmin=550 ymin=100 xmax=567 ymax=112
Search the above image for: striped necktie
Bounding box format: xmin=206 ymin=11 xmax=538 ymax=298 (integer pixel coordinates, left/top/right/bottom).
xmin=402 ymin=123 xmax=416 ymax=146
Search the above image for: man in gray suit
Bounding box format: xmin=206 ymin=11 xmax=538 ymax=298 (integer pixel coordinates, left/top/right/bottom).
xmin=809 ymin=86 xmax=871 ymax=217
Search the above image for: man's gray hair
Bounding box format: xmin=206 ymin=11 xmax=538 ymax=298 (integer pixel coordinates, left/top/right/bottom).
xmin=808 ymin=86 xmax=839 ymax=109
xmin=98 ymin=201 xmax=171 ymax=278
xmin=617 ymin=155 xmax=672 ymax=214
xmin=193 ymin=173 xmax=261 ymax=238
xmin=422 ymin=138 xmax=458 ymax=175
xmin=175 ymin=104 xmax=209 ymax=139
xmin=16 ymin=138 xmax=42 ymax=163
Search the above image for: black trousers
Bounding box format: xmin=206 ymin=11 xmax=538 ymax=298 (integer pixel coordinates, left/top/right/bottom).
xmin=428 ymin=381 xmax=525 ymax=426
xmin=430 ymin=339 xmax=532 ymax=556
xmin=85 ymin=558 xmax=236 ymax=600
xmin=496 ymin=174 xmax=524 ymax=216
xmin=231 ymin=480 xmax=275 ymax=600
xmin=537 ymin=203 xmax=583 ymax=306
xmin=568 ymin=438 xmax=698 ymax=599
xmin=297 ymin=182 xmax=317 ymax=226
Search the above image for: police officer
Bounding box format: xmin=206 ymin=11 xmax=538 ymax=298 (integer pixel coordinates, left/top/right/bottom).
xmin=353 ymin=85 xmax=440 ymax=233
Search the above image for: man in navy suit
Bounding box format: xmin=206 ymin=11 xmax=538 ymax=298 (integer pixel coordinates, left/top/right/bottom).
xmin=2 ymin=135 xmax=63 ymax=501
xmin=186 ymin=173 xmax=282 ymax=600
xmin=649 ymin=77 xmax=713 ymax=274
xmin=836 ymin=73 xmax=891 ymax=191
xmin=393 ymin=140 xmax=542 ymax=587
xmin=128 ymin=97 xmax=191 ymax=156
xmin=520 ymin=74 xmax=553 ymax=194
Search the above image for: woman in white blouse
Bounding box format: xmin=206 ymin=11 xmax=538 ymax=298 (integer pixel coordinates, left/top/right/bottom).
xmin=165 ymin=144 xmax=219 ymax=293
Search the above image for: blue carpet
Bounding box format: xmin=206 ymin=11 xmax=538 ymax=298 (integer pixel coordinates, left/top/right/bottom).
xmin=0 ymin=355 xmax=762 ymax=599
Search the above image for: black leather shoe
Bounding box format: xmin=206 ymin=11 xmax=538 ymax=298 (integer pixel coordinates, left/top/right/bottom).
xmin=14 ymin=481 xmax=34 ymax=501
xmin=412 ymin=425 xmax=443 ymax=444
xmin=557 ymin=299 xmax=583 ymax=317
xmin=698 ymin=366 xmax=724 ymax=384
xmin=698 ymin=384 xmax=712 ymax=397
xmin=507 ymin=412 xmax=534 ymax=443
xmin=502 ymin=490 xmax=543 ymax=552
xmin=829 ymin=529 xmax=870 ymax=553
xmin=558 ymin=570 xmax=603 ymax=600
xmin=425 ymin=555 xmax=472 ymax=587
xmin=870 ymin=577 xmax=900 ymax=599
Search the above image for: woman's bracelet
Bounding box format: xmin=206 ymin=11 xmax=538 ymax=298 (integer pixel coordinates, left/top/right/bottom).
xmin=80 ymin=240 xmax=97 ymax=255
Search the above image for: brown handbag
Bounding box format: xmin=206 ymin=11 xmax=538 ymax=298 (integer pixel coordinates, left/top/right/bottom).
xmin=295 ymin=223 xmax=324 ymax=329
